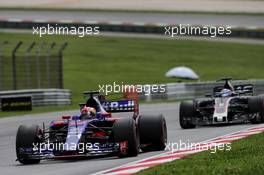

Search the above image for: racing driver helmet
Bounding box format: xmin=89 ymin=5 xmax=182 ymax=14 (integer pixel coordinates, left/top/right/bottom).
xmin=220 ymin=88 xmax=232 ymax=97
xmin=80 ymin=106 xmax=96 ymax=119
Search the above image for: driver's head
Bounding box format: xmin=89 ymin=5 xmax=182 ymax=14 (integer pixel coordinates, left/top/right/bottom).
xmin=81 ymin=106 xmax=96 ymax=119
xmin=220 ymin=88 xmax=232 ymax=97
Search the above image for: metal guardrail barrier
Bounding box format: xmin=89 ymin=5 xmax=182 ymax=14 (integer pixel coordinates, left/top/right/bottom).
xmin=0 ymin=89 xmax=71 ymax=108
xmin=0 ymin=20 xmax=264 ymax=39
xmin=139 ymin=80 xmax=264 ymax=101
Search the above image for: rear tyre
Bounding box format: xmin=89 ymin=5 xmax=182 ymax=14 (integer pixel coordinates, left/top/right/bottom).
xmin=138 ymin=115 xmax=167 ymax=152
xmin=179 ymin=101 xmax=196 ymax=129
xmin=113 ymin=118 xmax=139 ymax=157
xmin=16 ymin=125 xmax=42 ymax=164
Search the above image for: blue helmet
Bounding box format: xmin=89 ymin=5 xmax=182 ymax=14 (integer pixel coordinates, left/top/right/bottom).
xmin=220 ymin=89 xmax=232 ymax=97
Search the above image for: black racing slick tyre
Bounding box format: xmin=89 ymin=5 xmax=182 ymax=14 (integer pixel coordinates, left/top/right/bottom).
xmin=248 ymin=96 xmax=263 ymax=113
xmin=113 ymin=118 xmax=139 ymax=157
xmin=179 ymin=101 xmax=196 ymax=129
xmin=248 ymin=96 xmax=264 ymax=124
xmin=16 ymin=125 xmax=42 ymax=164
xmin=138 ymin=115 xmax=167 ymax=152
xmin=258 ymin=95 xmax=264 ymax=123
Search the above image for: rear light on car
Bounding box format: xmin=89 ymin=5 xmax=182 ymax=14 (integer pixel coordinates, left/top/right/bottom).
xmin=62 ymin=116 xmax=71 ymax=120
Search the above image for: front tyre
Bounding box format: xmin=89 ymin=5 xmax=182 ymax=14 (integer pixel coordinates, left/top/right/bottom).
xmin=179 ymin=101 xmax=196 ymax=129
xmin=258 ymin=95 xmax=264 ymax=123
xmin=16 ymin=125 xmax=42 ymax=164
xmin=248 ymin=96 xmax=264 ymax=124
xmin=138 ymin=115 xmax=167 ymax=152
xmin=113 ymin=118 xmax=139 ymax=157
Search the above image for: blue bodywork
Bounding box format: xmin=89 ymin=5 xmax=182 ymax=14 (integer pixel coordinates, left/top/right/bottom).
xmin=18 ymin=98 xmax=136 ymax=159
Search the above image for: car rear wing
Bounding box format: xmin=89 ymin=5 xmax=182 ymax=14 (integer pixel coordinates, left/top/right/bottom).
xmin=80 ymin=88 xmax=139 ymax=117
xmin=234 ymin=84 xmax=254 ymax=95
xmin=102 ymin=100 xmax=138 ymax=113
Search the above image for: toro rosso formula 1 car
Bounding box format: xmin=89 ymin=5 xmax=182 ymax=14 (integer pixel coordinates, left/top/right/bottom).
xmin=16 ymin=91 xmax=167 ymax=164
xmin=180 ymin=77 xmax=264 ymax=129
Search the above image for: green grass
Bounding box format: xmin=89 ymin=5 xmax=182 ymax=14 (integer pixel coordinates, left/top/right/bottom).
xmin=137 ymin=132 xmax=264 ymax=175
xmin=0 ymin=32 xmax=264 ymax=117
xmin=1 ymin=7 xmax=264 ymax=16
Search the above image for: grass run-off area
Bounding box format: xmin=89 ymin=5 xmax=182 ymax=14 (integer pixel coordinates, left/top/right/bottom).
xmin=0 ymin=32 xmax=264 ymax=117
xmin=137 ymin=132 xmax=264 ymax=175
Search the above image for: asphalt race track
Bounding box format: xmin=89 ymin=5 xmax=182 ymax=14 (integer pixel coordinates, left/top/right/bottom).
xmin=1 ymin=10 xmax=264 ymax=27
xmin=0 ymin=102 xmax=261 ymax=175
